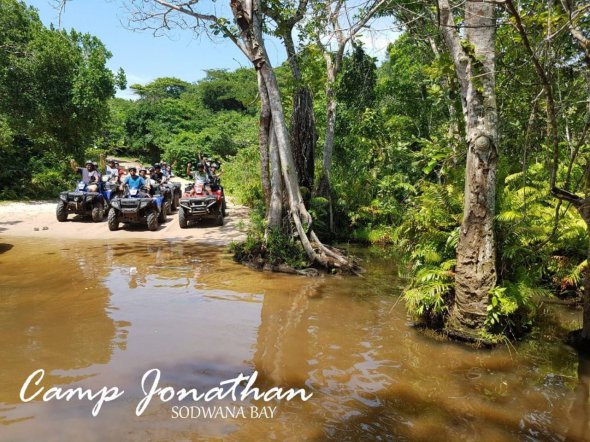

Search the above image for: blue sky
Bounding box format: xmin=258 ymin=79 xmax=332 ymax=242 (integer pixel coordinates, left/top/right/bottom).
xmin=27 ymin=0 xmax=289 ymax=99
xmin=27 ymin=0 xmax=395 ymax=99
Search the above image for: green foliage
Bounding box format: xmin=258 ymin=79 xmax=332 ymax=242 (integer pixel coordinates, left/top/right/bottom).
xmin=222 ymin=143 xmax=263 ymax=206
xmin=131 ymin=77 xmax=190 ymax=100
xmin=484 ymin=282 xmax=543 ymax=336
xmin=230 ymin=210 xmax=309 ymax=270
xmin=395 ymin=181 xmax=463 ymax=326
xmin=0 ymin=0 xmax=120 ymax=198
xmin=199 ymin=69 xmax=258 ymax=113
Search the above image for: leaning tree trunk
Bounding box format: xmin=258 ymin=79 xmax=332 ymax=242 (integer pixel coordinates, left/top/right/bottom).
xmin=267 ymin=121 xmax=283 ymax=230
xmin=258 ymin=71 xmax=272 ymax=207
xmin=230 ymin=0 xmax=355 ymax=271
xmin=439 ymin=0 xmax=498 ymax=332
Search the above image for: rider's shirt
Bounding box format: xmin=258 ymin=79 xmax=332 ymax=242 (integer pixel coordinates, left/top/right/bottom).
xmin=151 ymin=172 xmax=164 ymax=182
xmin=106 ymin=166 xmax=118 ymax=179
xmin=192 ymin=171 xmax=209 ymax=183
xmin=78 ymin=167 xmax=100 ymax=184
xmin=123 ymin=175 xmax=145 ymax=190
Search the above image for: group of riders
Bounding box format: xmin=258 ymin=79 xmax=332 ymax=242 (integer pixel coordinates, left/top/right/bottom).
xmin=70 ymin=156 xmax=224 ymax=196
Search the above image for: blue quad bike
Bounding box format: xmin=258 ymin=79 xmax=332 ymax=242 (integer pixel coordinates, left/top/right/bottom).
xmin=56 ymin=180 xmax=108 ymax=222
xmin=107 ymin=184 xmax=169 ymax=232
xmin=101 ymin=174 xmax=121 ymax=206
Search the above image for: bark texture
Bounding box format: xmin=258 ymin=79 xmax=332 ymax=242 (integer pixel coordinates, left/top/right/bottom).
xmin=230 ymin=0 xmax=356 ymax=271
xmin=284 ymin=28 xmax=316 ymax=194
xmin=258 ymin=70 xmax=272 ymax=207
xmin=291 ymin=86 xmax=316 ymax=193
xmin=438 ymin=0 xmax=498 ymax=330
xmin=267 ymin=121 xmax=283 ymax=230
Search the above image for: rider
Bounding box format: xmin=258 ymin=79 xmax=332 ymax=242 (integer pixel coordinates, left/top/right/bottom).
xmin=209 ymin=161 xmax=223 ymax=181
xmin=106 ymin=159 xmax=119 ymax=182
xmin=151 ymin=164 xmax=165 ymax=183
xmin=161 ymin=160 xmax=177 ymax=178
xmin=208 ymin=161 xmax=224 ymax=192
xmin=119 ymin=167 xmax=146 ymax=193
xmin=70 ymin=159 xmax=101 ymax=192
xmin=138 ymin=167 xmax=148 ymax=179
xmin=187 ymin=162 xmax=209 ymax=183
xmin=186 ymin=162 xmax=211 ymax=195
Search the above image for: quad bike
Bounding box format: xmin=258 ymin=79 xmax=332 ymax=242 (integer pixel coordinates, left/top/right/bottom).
xmin=107 ymin=183 xmax=166 ymax=232
xmin=101 ymin=174 xmax=121 ymax=207
xmin=56 ymin=180 xmax=105 ymax=222
xmin=178 ymin=179 xmax=224 ymax=228
xmin=209 ymin=179 xmax=227 ymax=217
xmin=162 ymin=181 xmax=182 ymax=211
xmin=148 ymin=181 xmax=172 ymax=215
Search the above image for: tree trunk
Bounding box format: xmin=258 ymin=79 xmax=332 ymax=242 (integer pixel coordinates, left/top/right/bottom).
xmin=291 ymin=86 xmax=316 ymax=195
xmin=284 ymin=31 xmax=316 ymax=195
xmin=438 ymin=0 xmax=498 ymax=331
xmin=317 ymin=58 xmax=336 ymax=200
xmin=258 ymin=70 xmax=272 ymax=207
xmin=267 ymin=121 xmax=283 ymax=230
xmin=584 ymin=224 xmax=590 ymax=339
xmin=230 ymin=0 xmax=355 ymax=271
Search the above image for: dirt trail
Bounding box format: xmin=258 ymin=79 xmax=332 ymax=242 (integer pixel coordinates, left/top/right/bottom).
xmin=0 ymin=196 xmax=249 ymax=246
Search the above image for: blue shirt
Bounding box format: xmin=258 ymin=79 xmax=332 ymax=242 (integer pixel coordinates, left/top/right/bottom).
xmin=123 ymin=175 xmax=145 ymax=190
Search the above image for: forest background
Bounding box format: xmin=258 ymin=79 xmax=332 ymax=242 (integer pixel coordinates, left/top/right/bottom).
xmin=2 ymin=0 xmax=590 ymax=341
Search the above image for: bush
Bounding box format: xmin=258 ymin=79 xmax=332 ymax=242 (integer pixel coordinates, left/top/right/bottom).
xmin=223 ymin=144 xmax=263 ymax=207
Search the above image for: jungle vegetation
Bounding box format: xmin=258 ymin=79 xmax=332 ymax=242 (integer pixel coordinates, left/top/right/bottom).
xmin=2 ymin=0 xmax=590 ymax=343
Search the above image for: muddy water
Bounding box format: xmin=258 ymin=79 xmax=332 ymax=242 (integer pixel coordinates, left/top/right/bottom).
xmin=0 ymin=238 xmax=587 ymax=441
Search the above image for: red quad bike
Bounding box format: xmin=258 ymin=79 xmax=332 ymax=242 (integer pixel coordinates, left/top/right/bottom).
xmin=178 ymin=180 xmax=224 ymax=228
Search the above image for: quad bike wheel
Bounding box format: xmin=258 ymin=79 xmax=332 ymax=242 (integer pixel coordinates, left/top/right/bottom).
xmin=147 ymin=209 xmax=159 ymax=231
xmin=107 ymin=208 xmax=119 ymax=231
xmin=56 ymin=200 xmax=68 ymax=222
xmin=216 ymin=210 xmax=224 ymax=227
xmin=171 ymin=192 xmax=179 ymax=211
xmin=92 ymin=200 xmax=105 ymax=222
xmin=178 ymin=207 xmax=188 ymax=229
xmin=221 ymin=199 xmax=227 ymax=217
xmin=158 ymin=203 xmax=169 ymax=223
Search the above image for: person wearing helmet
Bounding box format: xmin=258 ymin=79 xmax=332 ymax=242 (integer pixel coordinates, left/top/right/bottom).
xmin=70 ymin=159 xmax=101 ymax=192
xmin=120 ymin=166 xmax=145 ymax=192
xmin=151 ymin=164 xmax=165 ymax=183
xmin=186 ymin=162 xmax=210 ymax=183
xmin=138 ymin=168 xmax=148 ymax=179
xmin=209 ymin=162 xmax=224 ymax=181
xmin=106 ymin=159 xmax=119 ymax=180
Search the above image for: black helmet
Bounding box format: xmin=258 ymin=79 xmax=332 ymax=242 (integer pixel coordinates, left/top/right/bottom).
xmin=153 ymin=163 xmax=161 ymax=170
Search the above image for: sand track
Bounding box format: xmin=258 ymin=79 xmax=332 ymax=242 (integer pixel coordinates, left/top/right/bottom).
xmin=0 ymin=197 xmax=248 ymax=246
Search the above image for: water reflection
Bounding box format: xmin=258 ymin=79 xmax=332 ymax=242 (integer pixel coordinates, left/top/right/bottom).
xmin=0 ymin=239 xmax=123 ymax=426
xmin=0 ymin=239 xmax=585 ymax=441
xmin=567 ymin=352 xmax=590 ymax=441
